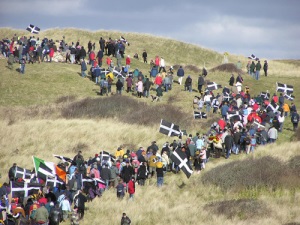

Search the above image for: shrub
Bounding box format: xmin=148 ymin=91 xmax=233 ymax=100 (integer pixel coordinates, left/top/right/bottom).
xmin=205 ymin=199 xmax=271 ymax=220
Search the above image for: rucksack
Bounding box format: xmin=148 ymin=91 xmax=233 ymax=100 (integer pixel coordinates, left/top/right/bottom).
xmin=293 ymin=116 xmax=298 ymax=123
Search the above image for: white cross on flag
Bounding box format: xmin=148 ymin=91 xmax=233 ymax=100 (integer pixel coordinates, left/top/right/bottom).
xmin=227 ymin=111 xmax=241 ymax=121
xmin=276 ymin=82 xmax=293 ymax=94
xmin=159 ymin=119 xmax=181 ymax=137
xmin=170 ymin=149 xmax=193 ymax=178
xmin=207 ymin=82 xmax=222 ymax=91
xmin=11 ymin=182 xmax=42 ymax=198
xmin=46 ymin=175 xmax=64 ymax=188
xmin=15 ymin=166 xmax=32 ymax=180
xmin=284 ymin=93 xmax=295 ymax=101
xmin=194 ymin=111 xmax=207 ymax=119
xmin=260 ymin=92 xmax=270 ymax=100
xmin=266 ymin=102 xmax=279 ymax=113
xmin=253 ymin=121 xmax=265 ymax=130
xmin=26 ymin=24 xmax=40 ymax=34
xmin=53 ymin=155 xmax=73 ymax=163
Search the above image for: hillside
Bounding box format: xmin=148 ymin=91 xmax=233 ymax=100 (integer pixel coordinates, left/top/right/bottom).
xmin=0 ymin=28 xmax=300 ymax=225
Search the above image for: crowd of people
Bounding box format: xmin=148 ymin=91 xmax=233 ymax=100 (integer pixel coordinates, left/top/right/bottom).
xmin=1 ymin=33 xmax=299 ymax=225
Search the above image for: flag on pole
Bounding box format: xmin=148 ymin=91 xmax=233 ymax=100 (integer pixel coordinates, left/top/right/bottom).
xmin=253 ymin=121 xmax=265 ymax=130
xmin=248 ymin=54 xmax=259 ymax=61
xmin=194 ymin=111 xmax=207 ymax=119
xmin=33 ymin=156 xmax=55 ymax=181
xmin=159 ymin=119 xmax=181 ymax=137
xmin=207 ymin=82 xmax=222 ymax=91
xmin=227 ymin=111 xmax=242 ymax=121
xmin=53 ymin=155 xmax=73 ymax=163
xmin=170 ymin=148 xmax=193 ymax=178
xmin=11 ymin=182 xmax=42 ymax=198
xmin=276 ymin=82 xmax=293 ymax=94
xmin=260 ymin=92 xmax=270 ymax=100
xmin=99 ymin=151 xmax=116 ymax=166
xmin=266 ymin=102 xmax=279 ymax=113
xmin=283 ymin=93 xmax=295 ymax=101
xmin=26 ymin=24 xmax=40 ymax=34
xmin=14 ymin=166 xmax=32 ymax=180
xmin=46 ymin=176 xmax=64 ymax=188
xmin=120 ymin=36 xmax=130 ymax=45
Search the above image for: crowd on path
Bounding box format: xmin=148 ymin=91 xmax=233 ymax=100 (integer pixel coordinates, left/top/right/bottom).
xmin=1 ymin=33 xmax=299 ymax=225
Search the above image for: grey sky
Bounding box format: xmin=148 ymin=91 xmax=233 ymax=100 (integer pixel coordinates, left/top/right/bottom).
xmin=0 ymin=0 xmax=299 ymax=59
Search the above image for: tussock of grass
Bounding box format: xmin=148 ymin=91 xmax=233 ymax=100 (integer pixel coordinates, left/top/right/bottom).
xmin=202 ymin=155 xmax=300 ymax=192
xmin=210 ymin=63 xmax=245 ymax=74
xmin=61 ymin=95 xmax=192 ymax=126
xmin=205 ymin=199 xmax=271 ymax=220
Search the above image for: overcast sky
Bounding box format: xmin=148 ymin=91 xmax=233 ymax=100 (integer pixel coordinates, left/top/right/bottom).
xmin=0 ymin=0 xmax=299 ymax=59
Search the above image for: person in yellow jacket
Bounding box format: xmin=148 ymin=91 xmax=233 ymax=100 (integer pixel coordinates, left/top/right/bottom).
xmin=115 ymin=146 xmax=125 ymax=159
xmin=148 ymin=153 xmax=157 ymax=178
xmin=282 ymin=103 xmax=290 ymax=117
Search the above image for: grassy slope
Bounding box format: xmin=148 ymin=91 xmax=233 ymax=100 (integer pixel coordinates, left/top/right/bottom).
xmin=1 ymin=28 xmax=300 ymax=225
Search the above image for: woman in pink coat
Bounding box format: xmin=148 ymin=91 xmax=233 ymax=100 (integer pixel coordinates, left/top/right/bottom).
xmin=136 ymin=78 xmax=143 ymax=98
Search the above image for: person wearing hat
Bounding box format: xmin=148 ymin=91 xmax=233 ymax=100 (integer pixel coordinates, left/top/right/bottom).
xmin=184 ymin=75 xmax=192 ymax=92
xmin=156 ymin=161 xmax=164 ymax=187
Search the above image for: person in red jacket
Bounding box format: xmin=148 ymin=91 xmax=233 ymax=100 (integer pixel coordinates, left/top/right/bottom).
xmin=154 ymin=74 xmax=163 ymax=88
xmin=127 ymin=177 xmax=135 ymax=200
xmin=49 ymin=47 xmax=54 ymax=63
xmin=89 ymin=50 xmax=95 ymax=65
xmin=125 ymin=55 xmax=131 ymax=72
xmin=272 ymin=93 xmax=278 ymax=103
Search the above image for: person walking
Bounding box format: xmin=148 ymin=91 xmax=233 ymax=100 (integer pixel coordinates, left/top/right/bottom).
xmin=121 ymin=213 xmax=131 ymax=225
xmin=177 ymin=66 xmax=185 ymax=85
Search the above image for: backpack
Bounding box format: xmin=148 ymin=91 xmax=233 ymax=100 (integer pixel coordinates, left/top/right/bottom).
xmin=292 ymin=115 xmax=298 ymax=123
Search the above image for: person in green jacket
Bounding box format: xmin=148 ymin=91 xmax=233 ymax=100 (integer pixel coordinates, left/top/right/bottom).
xmin=255 ymin=60 xmax=261 ymax=80
xmin=33 ymin=203 xmax=49 ymax=225
xmin=250 ymin=61 xmax=255 ymax=79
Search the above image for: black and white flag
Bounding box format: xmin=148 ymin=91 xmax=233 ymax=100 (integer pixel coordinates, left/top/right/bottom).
xmin=194 ymin=111 xmax=207 ymax=119
xmin=101 ymin=69 xmax=110 ymax=76
xmin=15 ymin=166 xmax=32 ymax=180
xmin=26 ymin=24 xmax=40 ymax=34
xmin=260 ymin=92 xmax=270 ymax=100
xmin=82 ymin=175 xmax=106 ymax=187
xmin=113 ymin=69 xmax=125 ymax=79
xmin=159 ymin=119 xmax=181 ymax=137
xmin=99 ymin=151 xmax=116 ymax=164
xmin=46 ymin=176 xmax=64 ymax=188
xmin=248 ymin=54 xmax=259 ymax=61
xmin=170 ymin=149 xmax=193 ymax=178
xmin=266 ymin=102 xmax=279 ymax=113
xmin=284 ymin=93 xmax=295 ymax=101
xmin=207 ymin=82 xmax=222 ymax=91
xmin=53 ymin=155 xmax=73 ymax=163
xmin=253 ymin=121 xmax=265 ymax=130
xmin=227 ymin=111 xmax=242 ymax=121
xmin=223 ymin=93 xmax=233 ymax=102
xmin=276 ymin=82 xmax=293 ymax=94
xmin=11 ymin=182 xmax=42 ymax=198
xmin=120 ymin=36 xmax=130 ymax=45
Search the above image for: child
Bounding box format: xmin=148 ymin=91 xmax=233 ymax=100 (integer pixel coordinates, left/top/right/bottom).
xmin=250 ymin=135 xmax=257 ymax=153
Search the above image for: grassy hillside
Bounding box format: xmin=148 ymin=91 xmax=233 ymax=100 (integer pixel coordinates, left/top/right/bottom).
xmin=1 ymin=28 xmax=300 ymax=225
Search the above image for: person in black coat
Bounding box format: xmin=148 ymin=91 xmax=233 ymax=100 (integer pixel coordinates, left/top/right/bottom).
xmin=49 ymin=203 xmax=63 ymax=225
xmin=229 ymin=74 xmax=234 ymax=86
xmin=224 ymin=131 xmax=234 ymax=159
xmin=198 ymin=75 xmax=205 ymax=94
xmin=116 ymin=79 xmax=124 ymax=95
xmin=73 ymin=190 xmax=87 ymax=220
xmin=137 ymin=162 xmax=147 ymax=186
xmin=121 ymin=161 xmax=134 ymax=183
xmin=80 ymin=46 xmax=86 ymax=60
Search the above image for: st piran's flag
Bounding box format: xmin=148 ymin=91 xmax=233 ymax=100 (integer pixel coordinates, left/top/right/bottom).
xmin=227 ymin=111 xmax=242 ymax=121
xmin=284 ymin=93 xmax=295 ymax=101
xmin=46 ymin=175 xmax=64 ymax=188
xmin=99 ymin=151 xmax=116 ymax=164
xmin=276 ymin=82 xmax=293 ymax=94
xmin=266 ymin=102 xmax=279 ymax=113
xmin=159 ymin=119 xmax=181 ymax=137
xmin=26 ymin=24 xmax=40 ymax=34
xmin=260 ymin=92 xmax=270 ymax=100
xmin=248 ymin=54 xmax=259 ymax=61
xmin=53 ymin=155 xmax=73 ymax=163
xmin=207 ymin=82 xmax=222 ymax=91
xmin=170 ymin=148 xmax=193 ymax=178
xmin=15 ymin=166 xmax=32 ymax=180
xmin=194 ymin=111 xmax=207 ymax=119
xmin=11 ymin=182 xmax=42 ymax=198
xmin=253 ymin=121 xmax=265 ymax=130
